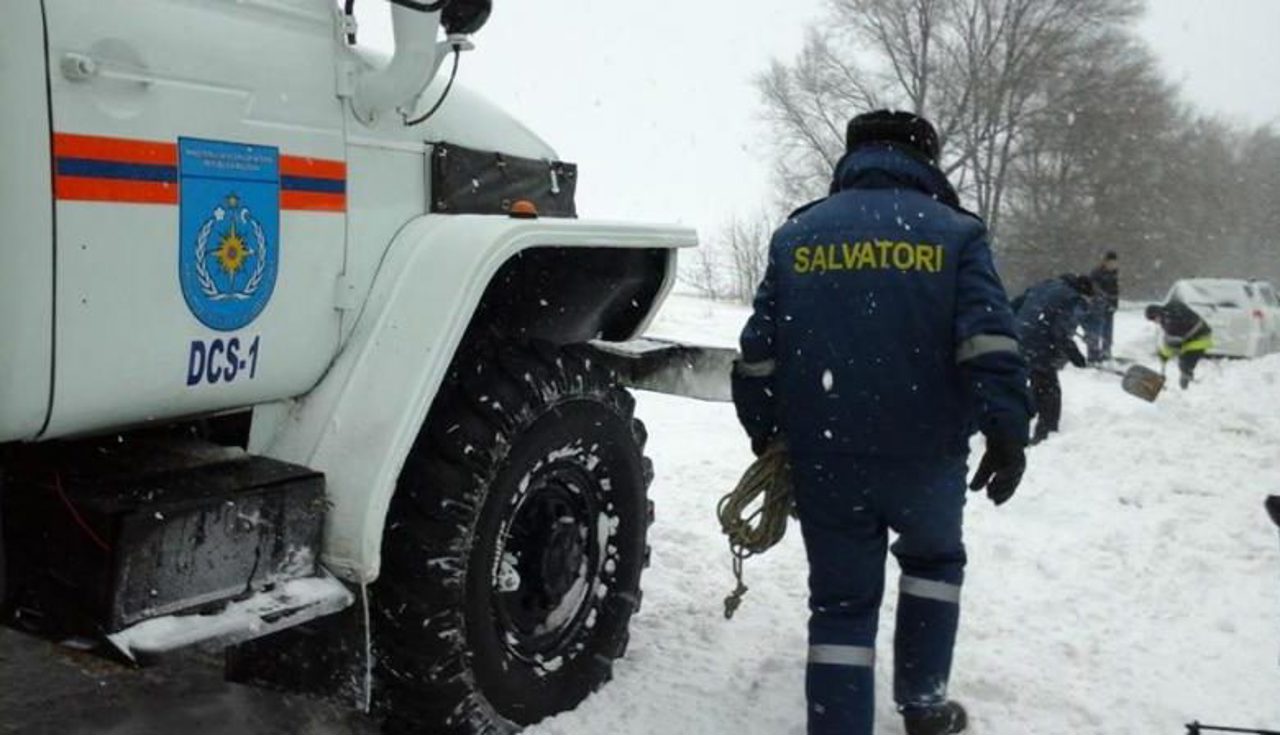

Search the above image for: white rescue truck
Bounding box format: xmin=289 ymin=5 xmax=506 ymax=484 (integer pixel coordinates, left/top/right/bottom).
xmin=0 ymin=2 xmax=701 ymax=732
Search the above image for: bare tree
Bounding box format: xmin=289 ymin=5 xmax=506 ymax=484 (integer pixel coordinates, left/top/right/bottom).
xmin=678 ymin=211 xmax=780 ymax=304
xmin=680 ymin=242 xmax=727 ymax=301
xmin=723 ymin=214 xmax=775 ymax=304
xmin=757 ymin=38 xmax=866 ymax=206
xmin=758 ymin=0 xmax=1142 ymax=234
xmin=999 ymin=12 xmax=1280 ymax=297
xmin=1001 ymin=30 xmax=1183 ymax=289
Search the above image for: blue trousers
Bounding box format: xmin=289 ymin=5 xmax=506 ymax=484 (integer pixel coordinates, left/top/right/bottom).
xmin=792 ymin=455 xmax=968 ymax=735
xmin=1084 ymin=305 xmax=1115 ymax=361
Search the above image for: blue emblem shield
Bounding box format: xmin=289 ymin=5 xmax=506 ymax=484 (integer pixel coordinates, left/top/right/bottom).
xmin=178 ymin=138 xmax=280 ymax=332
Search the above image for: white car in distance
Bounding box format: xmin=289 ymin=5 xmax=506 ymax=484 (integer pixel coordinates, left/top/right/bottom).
xmin=1157 ymin=278 xmax=1280 ymax=358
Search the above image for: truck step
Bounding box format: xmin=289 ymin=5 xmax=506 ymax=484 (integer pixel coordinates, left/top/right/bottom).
xmin=107 ymin=571 xmax=353 ymax=660
xmin=2 ymin=435 xmax=331 ymax=646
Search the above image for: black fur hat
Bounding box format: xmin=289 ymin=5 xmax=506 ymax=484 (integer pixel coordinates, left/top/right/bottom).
xmin=846 ymin=110 xmax=941 ymax=163
xmin=1062 ymin=273 xmax=1095 ymax=296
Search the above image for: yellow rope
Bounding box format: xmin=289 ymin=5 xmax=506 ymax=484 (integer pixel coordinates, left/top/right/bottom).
xmin=716 ymin=441 xmax=792 ymax=619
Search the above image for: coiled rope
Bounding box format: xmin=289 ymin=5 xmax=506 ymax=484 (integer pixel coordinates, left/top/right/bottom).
xmin=716 ymin=441 xmax=792 ymax=619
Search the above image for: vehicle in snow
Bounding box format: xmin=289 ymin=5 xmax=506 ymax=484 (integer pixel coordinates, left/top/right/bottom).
xmin=0 ymin=1 xmax=698 ymax=732
xmin=1154 ymin=278 xmax=1280 ymax=359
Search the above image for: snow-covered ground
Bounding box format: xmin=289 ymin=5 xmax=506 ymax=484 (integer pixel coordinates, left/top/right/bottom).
xmin=530 ymin=294 xmax=1280 ymax=735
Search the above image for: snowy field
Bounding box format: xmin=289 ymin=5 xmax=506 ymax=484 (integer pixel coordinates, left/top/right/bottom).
xmin=529 ymin=293 xmax=1280 ymax=735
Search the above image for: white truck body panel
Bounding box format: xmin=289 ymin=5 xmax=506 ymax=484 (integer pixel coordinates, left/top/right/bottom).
xmin=337 ymin=83 xmax=564 ymax=345
xmin=40 ymin=0 xmax=347 ymax=438
xmin=252 ymin=217 xmax=691 ymax=582
xmin=0 ymin=2 xmax=55 ymax=442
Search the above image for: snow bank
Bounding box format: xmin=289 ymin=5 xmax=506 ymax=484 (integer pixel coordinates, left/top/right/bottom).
xmin=529 ymin=296 xmax=1280 ymax=735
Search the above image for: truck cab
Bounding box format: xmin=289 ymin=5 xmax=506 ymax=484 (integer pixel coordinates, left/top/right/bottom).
xmin=0 ymin=2 xmax=697 ymax=732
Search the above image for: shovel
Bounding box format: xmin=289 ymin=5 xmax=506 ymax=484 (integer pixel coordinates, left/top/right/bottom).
xmin=1120 ymin=364 xmax=1166 ymax=402
xmin=1093 ymin=363 xmax=1166 ymax=402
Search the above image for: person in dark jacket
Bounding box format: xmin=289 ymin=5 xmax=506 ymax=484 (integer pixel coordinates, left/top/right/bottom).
xmin=732 ymin=110 xmax=1032 ymax=735
xmin=1012 ymin=274 xmax=1093 ymax=443
xmin=1146 ymin=301 xmax=1213 ymax=388
xmin=1084 ymin=251 xmax=1120 ymax=362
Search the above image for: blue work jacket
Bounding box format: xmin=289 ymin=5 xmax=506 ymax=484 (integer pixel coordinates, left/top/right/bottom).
xmin=1012 ymin=277 xmax=1089 ymax=370
xmin=733 ymin=144 xmax=1031 ymax=457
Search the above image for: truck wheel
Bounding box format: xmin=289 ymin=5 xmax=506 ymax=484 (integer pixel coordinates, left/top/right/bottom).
xmin=374 ymin=343 xmax=651 ymax=734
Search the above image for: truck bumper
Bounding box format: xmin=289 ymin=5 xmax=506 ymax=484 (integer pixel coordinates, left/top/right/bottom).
xmin=588 ymin=338 xmax=738 ymax=402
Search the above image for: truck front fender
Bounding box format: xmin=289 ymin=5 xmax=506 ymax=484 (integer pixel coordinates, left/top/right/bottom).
xmin=253 ymin=215 xmax=695 ymax=582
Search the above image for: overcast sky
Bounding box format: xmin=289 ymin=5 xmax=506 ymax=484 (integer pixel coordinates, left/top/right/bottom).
xmin=359 ymin=0 xmax=1280 ymax=244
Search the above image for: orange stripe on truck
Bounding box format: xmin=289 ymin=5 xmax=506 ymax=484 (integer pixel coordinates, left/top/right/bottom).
xmin=280 ymin=155 xmax=346 ymax=181
xmin=53 ymin=133 xmax=178 ymax=165
xmin=280 ymin=190 xmax=346 ymax=212
xmin=52 ymin=132 xmax=345 ymax=211
xmin=54 ymin=176 xmax=179 ymax=205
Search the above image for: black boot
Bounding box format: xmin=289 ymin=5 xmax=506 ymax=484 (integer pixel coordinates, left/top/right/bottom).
xmin=903 ymin=700 xmax=968 ymax=735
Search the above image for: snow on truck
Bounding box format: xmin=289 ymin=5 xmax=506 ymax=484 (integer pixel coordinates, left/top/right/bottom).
xmin=0 ymin=1 xmax=702 ymax=732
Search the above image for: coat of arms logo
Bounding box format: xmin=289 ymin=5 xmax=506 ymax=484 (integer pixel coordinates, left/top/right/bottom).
xmin=193 ymin=194 xmax=269 ymax=301
xmin=178 ymin=138 xmax=280 ymax=332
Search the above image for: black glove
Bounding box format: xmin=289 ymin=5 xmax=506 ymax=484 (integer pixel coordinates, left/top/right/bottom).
xmin=1066 ymin=342 xmax=1087 ymax=368
xmin=732 ymin=360 xmax=778 ymax=458
xmin=750 ymin=434 xmax=774 ymax=457
xmin=969 ymin=435 xmax=1026 ymax=506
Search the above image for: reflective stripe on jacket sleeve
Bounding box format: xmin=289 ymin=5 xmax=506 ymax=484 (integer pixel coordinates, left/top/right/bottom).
xmin=956 ymin=334 xmax=1020 ymax=364
xmin=734 ymin=358 xmax=777 ymax=378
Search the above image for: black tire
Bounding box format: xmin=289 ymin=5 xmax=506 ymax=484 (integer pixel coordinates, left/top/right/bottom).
xmin=373 ymin=343 xmax=652 ymax=734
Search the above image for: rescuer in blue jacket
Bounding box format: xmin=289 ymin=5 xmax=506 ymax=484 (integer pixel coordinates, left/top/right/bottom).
xmin=732 ymin=111 xmax=1033 ymax=735
xmin=1011 ymin=274 xmax=1093 ymax=443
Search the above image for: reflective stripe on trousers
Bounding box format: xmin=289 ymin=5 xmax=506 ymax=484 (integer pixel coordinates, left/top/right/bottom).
xmin=809 ymin=644 xmax=875 ymax=667
xmin=900 ymin=574 xmax=962 ymax=604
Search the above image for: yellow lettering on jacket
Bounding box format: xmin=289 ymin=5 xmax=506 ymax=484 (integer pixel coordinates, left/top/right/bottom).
xmin=810 ymin=244 xmax=828 ymax=272
xmin=892 ymin=242 xmax=915 ymax=270
xmin=855 ymin=241 xmax=878 ymax=269
xmin=876 ymin=240 xmax=894 ymax=268
xmin=825 ymin=244 xmax=843 ymax=270
xmin=792 ymin=241 xmax=946 ymax=276
xmin=794 ymin=246 xmax=811 ymax=273
xmin=915 ymin=244 xmax=935 ymax=273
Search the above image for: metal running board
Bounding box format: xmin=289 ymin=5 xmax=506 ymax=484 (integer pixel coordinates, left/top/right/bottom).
xmin=107 ymin=572 xmax=353 ymax=660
